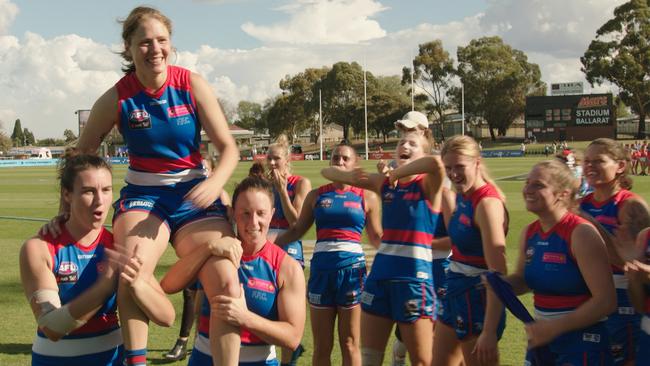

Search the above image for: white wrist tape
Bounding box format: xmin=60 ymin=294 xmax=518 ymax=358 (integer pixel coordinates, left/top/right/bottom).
xmin=37 ymin=303 xmax=86 ymax=335
xmin=30 ymin=289 xmax=61 ymax=315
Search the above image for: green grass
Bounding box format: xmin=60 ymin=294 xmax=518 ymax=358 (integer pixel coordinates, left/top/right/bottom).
xmin=1 ymin=157 xmax=649 ymax=365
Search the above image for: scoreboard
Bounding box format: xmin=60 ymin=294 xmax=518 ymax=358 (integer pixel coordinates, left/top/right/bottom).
xmin=525 ymin=94 xmax=615 ymax=141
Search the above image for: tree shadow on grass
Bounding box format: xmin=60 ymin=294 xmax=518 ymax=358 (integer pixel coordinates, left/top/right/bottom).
xmin=0 ymin=343 xmax=31 ymax=355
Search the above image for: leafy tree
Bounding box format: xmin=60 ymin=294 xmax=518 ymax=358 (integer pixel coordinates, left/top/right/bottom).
xmin=234 ymin=101 xmax=263 ymax=132
xmin=280 ymin=67 xmax=329 ymax=142
xmin=581 ymin=0 xmax=650 ymax=138
xmin=23 ymin=128 xmax=35 ymax=145
xmin=402 ymin=40 xmax=455 ymax=139
xmin=368 ymin=76 xmax=412 ymax=142
xmin=451 ymin=36 xmax=545 ymax=140
xmin=615 ymin=96 xmax=631 ymax=119
xmin=63 ymin=129 xmax=77 ymax=143
xmin=218 ymin=98 xmax=237 ymax=123
xmin=264 ymin=94 xmax=304 ymax=141
xmin=317 ymin=62 xmax=377 ymax=140
xmin=11 ymin=119 xmax=24 ymax=146
xmin=0 ymin=121 xmax=11 ymax=153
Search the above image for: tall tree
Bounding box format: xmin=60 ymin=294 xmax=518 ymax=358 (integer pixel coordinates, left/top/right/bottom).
xmin=63 ymin=129 xmax=77 ymax=143
xmin=0 ymin=121 xmax=12 ymax=152
xmin=581 ymin=0 xmax=650 ymax=138
xmin=264 ymin=94 xmax=304 ymax=141
xmin=452 ymin=36 xmax=545 ymax=140
xmin=368 ymin=76 xmax=412 ymax=142
xmin=11 ymin=119 xmax=24 ymax=147
xmin=234 ymin=101 xmax=263 ymax=132
xmin=401 ymin=40 xmax=455 ymax=138
xmin=280 ymin=67 xmax=329 ymax=143
xmin=23 ymin=128 xmax=35 ymax=145
xmin=317 ymin=62 xmax=377 ymax=140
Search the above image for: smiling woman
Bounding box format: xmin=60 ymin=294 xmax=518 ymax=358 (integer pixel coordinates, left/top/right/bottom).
xmin=39 ymin=6 xmax=241 ymax=366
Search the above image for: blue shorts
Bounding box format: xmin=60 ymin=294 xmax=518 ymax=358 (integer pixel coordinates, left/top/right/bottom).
xmin=360 ymin=278 xmax=434 ymax=323
xmin=308 ymin=264 xmax=366 ymax=308
xmin=606 ymin=292 xmax=640 ymax=366
xmin=188 ymin=348 xmax=278 ymax=366
xmin=283 ymin=240 xmax=304 ymax=267
xmin=113 ymin=178 xmax=228 ymax=236
xmin=524 ymin=322 xmax=612 ymax=366
xmin=32 ymin=345 xmax=123 ymax=366
xmin=637 ymin=318 xmax=650 ymax=366
xmin=438 ymin=275 xmax=506 ymax=340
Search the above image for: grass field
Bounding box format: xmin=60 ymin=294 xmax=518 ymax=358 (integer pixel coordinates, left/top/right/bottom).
xmin=1 ymin=156 xmax=649 ymax=366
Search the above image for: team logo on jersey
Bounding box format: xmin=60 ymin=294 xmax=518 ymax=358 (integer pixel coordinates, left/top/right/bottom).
xmin=128 ymin=109 xmax=151 ymax=130
xmin=458 ymin=213 xmax=472 ymax=227
xmin=247 ymin=278 xmax=275 ymax=293
xmin=403 ymin=192 xmax=421 ymax=201
xmin=168 ymin=104 xmax=192 ymax=118
xmin=319 ymin=198 xmax=333 ymax=208
xmin=404 ymin=299 xmax=419 ymax=317
xmin=57 ymin=261 xmax=78 ymax=283
xmin=525 ymin=246 xmax=534 ymax=263
xmin=456 ymin=315 xmax=465 ymax=330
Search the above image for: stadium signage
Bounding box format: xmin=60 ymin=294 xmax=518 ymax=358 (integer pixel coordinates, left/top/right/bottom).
xmin=575 ymin=96 xmax=611 ymax=125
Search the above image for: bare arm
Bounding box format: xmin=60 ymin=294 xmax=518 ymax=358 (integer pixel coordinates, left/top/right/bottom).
xmin=473 ymin=197 xmax=508 ymax=362
xmin=20 ymin=238 xmax=116 ymax=341
xmin=321 ymin=167 xmax=384 ymax=194
xmin=363 ymin=190 xmax=383 ymax=249
xmin=275 ymin=190 xmax=316 ymax=247
xmin=527 ymin=224 xmax=616 ymax=347
xmin=77 ymin=87 xmax=118 ymax=154
xmin=212 ymin=256 xmax=306 ymax=349
xmin=160 ymin=235 xmax=242 ymax=294
xmin=277 ymin=177 xmax=312 ymax=227
xmin=389 ymin=156 xmax=444 ymax=201
xmin=504 ymin=228 xmax=531 ymax=296
xmin=625 ymin=228 xmax=650 ymax=313
xmin=185 ymin=73 xmax=239 ymax=208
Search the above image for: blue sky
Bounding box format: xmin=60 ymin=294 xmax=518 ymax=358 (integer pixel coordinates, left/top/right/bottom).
xmin=1 ymin=0 xmax=624 ymax=139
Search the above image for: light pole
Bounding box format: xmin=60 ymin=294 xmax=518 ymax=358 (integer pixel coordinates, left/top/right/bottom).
xmin=364 ymin=57 xmax=368 ymax=161
xmin=319 ymin=89 xmax=323 ymax=161
xmin=461 ymin=82 xmax=465 ymax=136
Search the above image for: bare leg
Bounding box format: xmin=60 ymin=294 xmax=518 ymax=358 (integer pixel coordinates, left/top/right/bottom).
xmin=175 ymin=219 xmax=240 ymax=366
xmin=398 ymin=318 xmax=434 ymax=366
xmin=113 ymin=212 xmax=170 ymax=361
xmin=338 ymin=305 xmax=362 ymax=366
xmin=360 ymin=311 xmax=394 ymax=366
xmin=311 ymin=306 xmax=336 ymax=366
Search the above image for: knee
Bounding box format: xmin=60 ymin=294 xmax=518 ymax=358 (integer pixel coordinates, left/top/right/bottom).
xmin=340 ymin=335 xmax=359 ymax=355
xmin=201 ymin=257 xmax=240 ymax=297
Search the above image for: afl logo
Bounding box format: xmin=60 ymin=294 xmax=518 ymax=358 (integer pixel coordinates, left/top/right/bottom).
xmin=57 ymin=262 xmax=78 ymax=283
xmin=319 ymin=198 xmax=333 ymax=208
xmin=58 ymin=262 xmax=78 ymax=276
xmin=128 ymin=109 xmax=152 ymax=130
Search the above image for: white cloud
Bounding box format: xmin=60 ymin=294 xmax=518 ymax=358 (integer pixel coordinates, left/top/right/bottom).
xmin=0 ymin=32 xmax=121 ymax=138
xmin=0 ymin=0 xmax=627 ymax=138
xmin=242 ymin=0 xmax=387 ymax=44
xmin=480 ymin=0 xmax=627 ymax=58
xmin=0 ymin=0 xmax=18 ymax=35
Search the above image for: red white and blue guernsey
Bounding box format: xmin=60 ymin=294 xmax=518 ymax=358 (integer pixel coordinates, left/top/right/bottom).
xmin=311 ymin=183 xmax=366 ymax=271
xmin=32 ymin=228 xmax=122 ymax=366
xmin=370 ymin=174 xmax=439 ymax=282
xmin=581 ymin=189 xmax=640 ymax=365
xmin=523 ymin=213 xmax=611 ymax=363
xmin=447 ymin=183 xmax=503 ymax=283
xmin=189 ymin=242 xmax=286 ymax=366
xmin=638 ymin=230 xmax=650 ymax=364
xmin=116 ymin=65 xmax=204 ymax=186
xmin=269 ymin=175 xmax=304 ymax=265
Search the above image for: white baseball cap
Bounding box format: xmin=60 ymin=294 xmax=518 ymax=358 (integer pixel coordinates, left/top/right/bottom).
xmin=395 ymin=111 xmax=429 ymax=130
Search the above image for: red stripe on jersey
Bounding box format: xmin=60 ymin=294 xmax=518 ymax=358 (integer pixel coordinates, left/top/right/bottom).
xmin=382 ymin=229 xmax=433 ymax=247
xmin=128 ymin=150 xmax=202 ymax=173
xmin=534 ymin=293 xmax=590 ymax=310
xmin=317 ymin=228 xmax=361 ymax=242
xmin=450 ymin=244 xmax=487 ymax=268
xmin=69 ymin=313 xmax=119 ymax=335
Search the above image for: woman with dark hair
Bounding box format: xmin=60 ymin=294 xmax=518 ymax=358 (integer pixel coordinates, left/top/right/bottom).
xmin=21 ymin=152 xmax=173 ymax=365
xmin=322 ymin=113 xmax=445 ymax=366
xmin=275 ymin=144 xmax=382 ymax=366
xmin=164 ymin=169 xmax=306 ymax=366
xmin=580 ymin=138 xmax=649 ymax=366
